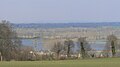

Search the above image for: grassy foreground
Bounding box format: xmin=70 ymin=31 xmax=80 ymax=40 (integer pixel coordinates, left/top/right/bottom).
xmin=0 ymin=58 xmax=120 ymax=67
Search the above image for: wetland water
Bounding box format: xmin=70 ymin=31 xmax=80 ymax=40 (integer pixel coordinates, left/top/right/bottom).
xmin=22 ymin=39 xmax=106 ymax=51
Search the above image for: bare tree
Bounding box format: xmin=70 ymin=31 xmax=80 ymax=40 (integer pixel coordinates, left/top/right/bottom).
xmin=0 ymin=20 xmax=22 ymax=61
xmin=64 ymin=39 xmax=74 ymax=58
xmin=106 ymin=34 xmax=117 ymax=57
xmin=51 ymin=41 xmax=63 ymax=60
xmin=77 ymin=37 xmax=91 ymax=59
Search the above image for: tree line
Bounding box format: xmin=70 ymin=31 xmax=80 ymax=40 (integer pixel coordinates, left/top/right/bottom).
xmin=0 ymin=20 xmax=120 ymax=61
xmin=51 ymin=34 xmax=119 ymax=60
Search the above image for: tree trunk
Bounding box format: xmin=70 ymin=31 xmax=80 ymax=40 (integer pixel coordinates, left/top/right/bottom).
xmin=81 ymin=42 xmax=86 ymax=59
xmin=57 ymin=50 xmax=60 ymax=60
xmin=111 ymin=41 xmax=116 ymax=57
xmin=67 ymin=45 xmax=70 ymax=58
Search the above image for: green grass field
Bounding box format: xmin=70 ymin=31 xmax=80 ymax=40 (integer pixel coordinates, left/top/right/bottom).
xmin=0 ymin=58 xmax=120 ymax=67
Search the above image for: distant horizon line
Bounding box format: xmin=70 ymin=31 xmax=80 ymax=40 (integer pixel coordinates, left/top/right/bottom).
xmin=12 ymin=22 xmax=120 ymax=24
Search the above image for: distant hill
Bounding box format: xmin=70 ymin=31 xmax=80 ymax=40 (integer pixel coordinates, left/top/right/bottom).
xmin=13 ymin=22 xmax=120 ymax=28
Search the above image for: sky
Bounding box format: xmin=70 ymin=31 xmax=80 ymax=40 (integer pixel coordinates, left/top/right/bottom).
xmin=0 ymin=0 xmax=120 ymax=23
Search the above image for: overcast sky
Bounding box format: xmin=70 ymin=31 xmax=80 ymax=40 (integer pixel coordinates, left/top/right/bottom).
xmin=0 ymin=0 xmax=120 ymax=23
